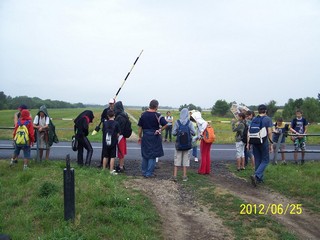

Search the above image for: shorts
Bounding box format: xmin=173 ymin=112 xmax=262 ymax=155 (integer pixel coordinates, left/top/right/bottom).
xmin=102 ymin=146 xmax=117 ymax=159
xmin=293 ymin=137 xmax=306 ymax=151
xmin=117 ymin=137 xmax=127 ymax=159
xmin=38 ymin=131 xmax=49 ymax=149
xmin=174 ymin=150 xmax=190 ymax=167
xmin=235 ymin=141 xmax=245 ymax=158
xmin=14 ymin=145 xmax=31 ymax=159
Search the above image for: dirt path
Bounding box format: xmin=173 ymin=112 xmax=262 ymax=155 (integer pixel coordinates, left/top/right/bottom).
xmin=124 ymin=160 xmax=320 ymax=240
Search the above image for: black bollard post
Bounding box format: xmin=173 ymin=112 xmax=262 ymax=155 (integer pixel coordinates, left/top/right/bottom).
xmin=64 ymin=154 xmax=75 ymax=221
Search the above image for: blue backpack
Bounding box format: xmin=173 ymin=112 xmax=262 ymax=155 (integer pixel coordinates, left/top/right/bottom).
xmin=175 ymin=120 xmax=192 ymax=150
xmin=248 ymin=116 xmax=267 ymax=145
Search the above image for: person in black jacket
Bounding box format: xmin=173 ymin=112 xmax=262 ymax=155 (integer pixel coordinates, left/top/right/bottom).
xmin=114 ymin=101 xmax=128 ymax=172
xmin=74 ymin=110 xmax=94 ymax=166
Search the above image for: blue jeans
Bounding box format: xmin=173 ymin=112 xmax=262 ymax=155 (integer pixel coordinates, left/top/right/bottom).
xmin=142 ymin=158 xmax=156 ymax=177
xmin=192 ymin=145 xmax=198 ymax=158
xmin=252 ymin=141 xmax=270 ymax=181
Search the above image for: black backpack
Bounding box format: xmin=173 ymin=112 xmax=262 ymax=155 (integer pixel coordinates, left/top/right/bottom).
xmin=119 ymin=113 xmax=132 ymax=138
xmin=241 ymin=123 xmax=248 ymax=144
xmin=175 ymin=120 xmax=192 ymax=151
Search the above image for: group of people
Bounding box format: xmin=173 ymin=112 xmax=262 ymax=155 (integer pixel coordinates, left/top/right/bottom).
xmin=11 ymin=104 xmax=58 ymax=170
xmin=232 ymin=104 xmax=309 ymax=187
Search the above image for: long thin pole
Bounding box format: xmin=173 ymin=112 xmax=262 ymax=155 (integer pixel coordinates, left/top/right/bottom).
xmin=114 ymin=49 xmax=144 ymax=99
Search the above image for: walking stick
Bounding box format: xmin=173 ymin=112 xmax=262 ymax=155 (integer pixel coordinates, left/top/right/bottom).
xmin=92 ymin=50 xmax=144 ymax=135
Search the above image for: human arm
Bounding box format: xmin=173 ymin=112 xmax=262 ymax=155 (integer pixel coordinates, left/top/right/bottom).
xmin=138 ymin=126 xmax=142 ymax=143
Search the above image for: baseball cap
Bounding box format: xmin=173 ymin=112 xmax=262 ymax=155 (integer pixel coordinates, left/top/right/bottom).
xmin=109 ymin=98 xmax=115 ymax=104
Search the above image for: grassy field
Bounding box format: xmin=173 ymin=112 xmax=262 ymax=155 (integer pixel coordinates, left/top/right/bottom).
xmin=1 ymin=108 xmax=320 ymax=144
xmin=0 ymin=161 xmax=161 ymax=239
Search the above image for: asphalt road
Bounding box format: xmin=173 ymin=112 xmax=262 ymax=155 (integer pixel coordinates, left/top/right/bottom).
xmin=0 ymin=140 xmax=319 ymax=162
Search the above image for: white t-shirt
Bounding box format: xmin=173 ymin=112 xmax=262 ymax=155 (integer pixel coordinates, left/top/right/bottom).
xmin=34 ymin=115 xmax=50 ymax=127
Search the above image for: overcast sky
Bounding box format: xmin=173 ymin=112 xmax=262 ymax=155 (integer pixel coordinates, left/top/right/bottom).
xmin=1 ymin=0 xmax=319 ymax=108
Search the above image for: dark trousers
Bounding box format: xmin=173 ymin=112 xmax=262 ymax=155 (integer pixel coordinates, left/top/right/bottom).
xmin=165 ymin=125 xmax=172 ymax=141
xmin=77 ymin=136 xmax=93 ymax=166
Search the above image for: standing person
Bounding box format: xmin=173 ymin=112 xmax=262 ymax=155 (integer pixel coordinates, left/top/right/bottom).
xmin=33 ymin=105 xmax=50 ymax=160
xmin=102 ymin=110 xmax=120 ymax=175
xmin=114 ymin=101 xmax=129 ymax=172
xmin=98 ymin=98 xmax=116 ymax=168
xmin=272 ymin=118 xmax=288 ymax=165
xmin=190 ymin=110 xmax=199 ymax=162
xmin=11 ymin=109 xmax=35 ymax=170
xmin=164 ymin=111 xmax=173 ymax=142
xmin=171 ymin=108 xmax=195 ymax=181
xmin=244 ymin=111 xmax=255 ymax=168
xmin=138 ymin=99 xmax=167 ymax=178
xmin=191 ymin=111 xmax=212 ymax=175
xmin=249 ymin=104 xmax=273 ymax=187
xmin=74 ymin=110 xmax=94 ymax=166
xmin=232 ymin=112 xmax=246 ymax=171
xmin=289 ymin=110 xmax=308 ymax=165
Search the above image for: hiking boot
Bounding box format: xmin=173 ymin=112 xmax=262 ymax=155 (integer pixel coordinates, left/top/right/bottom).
xmin=250 ymin=175 xmax=257 ymax=187
xmin=182 ymin=176 xmax=188 ymax=182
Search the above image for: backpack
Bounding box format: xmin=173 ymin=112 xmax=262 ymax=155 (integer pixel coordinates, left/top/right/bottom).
xmin=175 ymin=120 xmax=192 ymax=150
xmin=203 ymin=124 xmax=216 ymax=143
xmin=248 ymin=116 xmax=267 ymax=145
xmin=121 ymin=113 xmax=132 ymax=138
xmin=104 ymin=121 xmax=117 ymax=147
xmin=241 ymin=123 xmax=249 ymax=143
xmin=14 ymin=120 xmax=30 ymax=146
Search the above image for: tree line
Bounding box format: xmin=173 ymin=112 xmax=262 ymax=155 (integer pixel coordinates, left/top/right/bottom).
xmin=210 ymin=96 xmax=320 ymax=123
xmin=0 ymin=91 xmax=85 ymax=110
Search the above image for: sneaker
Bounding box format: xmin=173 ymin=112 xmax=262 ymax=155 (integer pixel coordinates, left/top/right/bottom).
xmin=10 ymin=159 xmax=18 ymax=166
xmin=110 ymin=170 xmax=118 ymax=175
xmin=250 ymin=175 xmax=257 ymax=187
xmin=23 ymin=165 xmax=28 ymax=171
xmin=194 ymin=157 xmax=199 ymax=162
xmin=170 ymin=176 xmax=177 ymax=182
xmin=241 ymin=167 xmax=246 ymax=170
xmin=182 ymin=176 xmax=188 ymax=182
xmin=281 ymin=161 xmax=287 ymax=165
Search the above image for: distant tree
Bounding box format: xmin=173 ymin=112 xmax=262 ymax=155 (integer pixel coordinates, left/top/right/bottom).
xmin=0 ymin=91 xmax=8 ymax=110
xmin=178 ymin=104 xmax=202 ymax=112
xmin=282 ymin=98 xmax=303 ymax=120
xmin=266 ymin=100 xmax=278 ymax=117
xmin=301 ymin=97 xmax=320 ymax=122
xmin=211 ymin=100 xmax=229 ymax=116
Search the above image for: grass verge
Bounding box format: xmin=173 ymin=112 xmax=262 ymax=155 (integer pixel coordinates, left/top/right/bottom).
xmin=0 ymin=160 xmax=162 ymax=239
xmin=183 ymin=171 xmax=298 ymax=240
xmin=231 ymin=161 xmax=320 ymax=213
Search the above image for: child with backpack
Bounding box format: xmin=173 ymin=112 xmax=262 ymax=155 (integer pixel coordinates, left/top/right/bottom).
xmin=171 ymin=108 xmax=196 ymax=182
xmin=232 ymin=112 xmax=246 ymax=171
xmin=11 ymin=109 xmax=35 ymax=170
xmin=102 ymin=110 xmax=120 ymax=175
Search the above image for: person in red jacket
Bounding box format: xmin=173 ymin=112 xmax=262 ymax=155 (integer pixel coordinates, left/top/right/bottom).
xmin=11 ymin=109 xmax=35 ymax=170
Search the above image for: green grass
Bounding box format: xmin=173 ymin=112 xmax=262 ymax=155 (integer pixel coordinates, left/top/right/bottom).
xmin=0 ymin=160 xmax=162 ymax=239
xmin=183 ymin=171 xmax=298 ymax=240
xmin=1 ymin=108 xmax=320 ymax=144
xmin=231 ymin=161 xmax=320 ymax=213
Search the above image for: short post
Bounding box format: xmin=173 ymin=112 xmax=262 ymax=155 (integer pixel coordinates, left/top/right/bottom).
xmin=64 ymin=154 xmax=75 ymax=221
